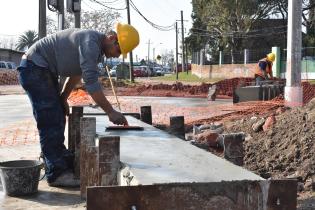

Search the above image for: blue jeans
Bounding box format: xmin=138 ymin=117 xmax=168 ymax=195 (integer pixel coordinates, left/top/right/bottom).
xmin=17 ymin=60 xmax=73 ymax=182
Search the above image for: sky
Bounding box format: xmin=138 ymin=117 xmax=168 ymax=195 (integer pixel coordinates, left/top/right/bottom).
xmin=0 ymin=0 xmax=192 ymax=61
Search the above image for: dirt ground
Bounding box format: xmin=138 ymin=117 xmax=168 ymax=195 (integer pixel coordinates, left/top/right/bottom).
xmin=222 ymin=99 xmax=315 ymax=209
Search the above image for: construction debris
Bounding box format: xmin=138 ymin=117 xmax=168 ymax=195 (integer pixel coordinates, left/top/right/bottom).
xmin=224 ymin=97 xmax=315 ymax=194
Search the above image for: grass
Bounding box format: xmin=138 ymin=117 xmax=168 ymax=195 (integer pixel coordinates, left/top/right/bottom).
xmin=151 ymin=72 xmax=223 ymax=84
xmin=307 ymin=80 xmax=315 ymax=85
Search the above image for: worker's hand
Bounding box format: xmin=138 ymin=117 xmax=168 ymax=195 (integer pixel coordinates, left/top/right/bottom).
xmin=108 ymin=110 xmax=128 ymax=126
xmin=60 ymin=94 xmax=70 ymax=116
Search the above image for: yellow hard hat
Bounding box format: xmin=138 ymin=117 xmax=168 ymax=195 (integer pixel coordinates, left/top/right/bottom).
xmin=267 ymin=53 xmax=276 ymax=62
xmin=116 ymin=23 xmax=140 ymax=58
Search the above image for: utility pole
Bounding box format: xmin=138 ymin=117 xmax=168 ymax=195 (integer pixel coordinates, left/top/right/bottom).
xmin=58 ymin=0 xmax=65 ymax=30
xmin=58 ymin=0 xmax=65 ymax=91
xmin=175 ymin=22 xmax=179 ymax=80
xmin=126 ymin=0 xmax=134 ymax=82
xmin=74 ymin=11 xmax=80 ymax=28
xmin=285 ymin=0 xmax=302 ymax=106
xmin=147 ymin=39 xmax=151 ymax=65
xmin=39 ymin=0 xmax=46 ymax=39
xmin=181 ymin=11 xmax=186 ymax=75
xmin=185 ymin=41 xmax=188 ymax=71
xmin=66 ymin=0 xmax=81 ymax=28
xmin=153 ymin=48 xmax=155 ymax=63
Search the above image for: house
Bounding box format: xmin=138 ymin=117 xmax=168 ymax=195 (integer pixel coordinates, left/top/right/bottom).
xmin=0 ymin=48 xmax=24 ymax=67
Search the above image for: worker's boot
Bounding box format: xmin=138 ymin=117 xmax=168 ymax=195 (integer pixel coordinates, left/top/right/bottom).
xmin=48 ymin=170 xmax=80 ymax=187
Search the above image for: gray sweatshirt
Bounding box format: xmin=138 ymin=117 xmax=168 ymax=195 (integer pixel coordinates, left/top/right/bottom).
xmin=26 ymin=28 xmax=105 ymax=93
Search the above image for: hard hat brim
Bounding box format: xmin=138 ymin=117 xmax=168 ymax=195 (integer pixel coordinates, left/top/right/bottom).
xmin=116 ymin=23 xmax=124 ymax=55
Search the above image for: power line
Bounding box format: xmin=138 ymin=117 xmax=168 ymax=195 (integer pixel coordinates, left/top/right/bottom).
xmin=190 ymin=30 xmax=287 ymax=38
xmin=100 ymin=0 xmax=121 ymax=3
xmin=82 ymin=0 xmax=99 ymax=10
xmin=129 ymin=0 xmax=175 ymax=31
xmin=87 ymin=0 xmax=127 ymax=10
xmin=190 ymin=25 xmax=288 ymax=35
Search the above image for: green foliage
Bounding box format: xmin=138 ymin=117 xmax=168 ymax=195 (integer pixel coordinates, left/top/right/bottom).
xmin=186 ymin=0 xmax=315 ymax=59
xmin=189 ymin=0 xmax=276 ymax=54
xmin=16 ymin=30 xmax=38 ymax=51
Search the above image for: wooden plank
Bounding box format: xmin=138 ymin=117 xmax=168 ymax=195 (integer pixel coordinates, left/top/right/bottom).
xmin=79 ymin=117 xmax=96 ymax=199
xmin=98 ymin=136 xmax=120 ymax=186
xmin=87 ymin=146 xmax=99 ymax=187
xmin=72 ymin=106 xmax=83 ymax=178
xmin=87 ymin=180 xmax=297 ymax=210
xmin=140 ymin=106 xmax=152 ymax=124
xmin=169 ymin=116 xmax=185 ymax=139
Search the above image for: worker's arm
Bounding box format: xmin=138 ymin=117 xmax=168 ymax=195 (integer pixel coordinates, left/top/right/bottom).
xmin=89 ymin=90 xmax=128 ymax=125
xmin=60 ymin=76 xmax=82 ymax=115
xmin=259 ymin=61 xmax=268 ymax=79
xmin=77 ymin=37 xmax=127 ymax=125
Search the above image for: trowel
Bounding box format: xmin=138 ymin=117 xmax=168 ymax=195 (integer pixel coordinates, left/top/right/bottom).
xmin=105 ymin=125 xmax=144 ymax=131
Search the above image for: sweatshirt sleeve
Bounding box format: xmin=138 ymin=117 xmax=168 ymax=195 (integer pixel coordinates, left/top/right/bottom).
xmin=78 ymin=39 xmax=102 ymax=94
xmin=258 ymin=61 xmax=267 ymax=71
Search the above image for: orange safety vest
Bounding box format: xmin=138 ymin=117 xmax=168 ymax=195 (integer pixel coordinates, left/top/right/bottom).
xmin=254 ymin=58 xmax=273 ymax=79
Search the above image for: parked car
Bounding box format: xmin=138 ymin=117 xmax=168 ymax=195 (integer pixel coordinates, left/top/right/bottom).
xmin=6 ymin=62 xmax=16 ymax=69
xmin=0 ymin=61 xmax=16 ymax=70
xmin=154 ymin=67 xmax=164 ymax=76
xmin=110 ymin=65 xmax=117 ymax=77
xmin=139 ymin=66 xmax=152 ymax=76
xmin=133 ymin=66 xmax=149 ymax=77
xmin=162 ymin=66 xmax=172 ymax=74
xmin=97 ymin=63 xmax=108 ymax=77
xmin=0 ymin=61 xmax=6 ymax=69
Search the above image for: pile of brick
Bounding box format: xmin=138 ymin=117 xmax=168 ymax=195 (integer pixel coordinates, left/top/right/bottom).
xmin=215 ymin=77 xmax=254 ymax=96
xmin=0 ymin=70 xmax=19 ymax=85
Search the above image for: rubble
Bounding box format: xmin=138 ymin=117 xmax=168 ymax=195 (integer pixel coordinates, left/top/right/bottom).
xmin=224 ymin=98 xmax=315 ymax=194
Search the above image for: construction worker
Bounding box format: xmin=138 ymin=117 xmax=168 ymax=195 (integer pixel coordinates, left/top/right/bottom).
xmin=17 ymin=23 xmax=139 ymax=187
xmin=254 ymin=52 xmax=275 ymax=85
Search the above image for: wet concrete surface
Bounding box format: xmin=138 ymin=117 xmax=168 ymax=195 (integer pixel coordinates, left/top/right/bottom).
xmin=98 ymin=116 xmax=263 ymax=185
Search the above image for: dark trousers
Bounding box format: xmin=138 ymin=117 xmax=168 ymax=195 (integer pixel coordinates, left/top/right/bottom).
xmin=17 ymin=60 xmax=73 ymax=182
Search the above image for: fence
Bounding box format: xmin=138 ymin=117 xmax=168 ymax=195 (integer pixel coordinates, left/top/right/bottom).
xmin=192 ymin=49 xmax=271 ymax=65
xmin=192 ymin=46 xmax=315 ymax=80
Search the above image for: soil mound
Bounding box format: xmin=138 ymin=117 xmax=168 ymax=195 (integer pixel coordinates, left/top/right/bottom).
xmin=225 ymin=98 xmax=315 ymax=192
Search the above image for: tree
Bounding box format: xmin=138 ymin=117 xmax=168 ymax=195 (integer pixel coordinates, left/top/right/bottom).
xmin=271 ymin=0 xmax=315 ymax=45
xmin=16 ymin=30 xmax=38 ymax=51
xmin=46 ymin=9 xmax=121 ymax=35
xmin=160 ymin=49 xmax=174 ymax=66
xmin=189 ymin=0 xmax=279 ymax=63
xmin=46 ymin=16 xmax=58 ymax=35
